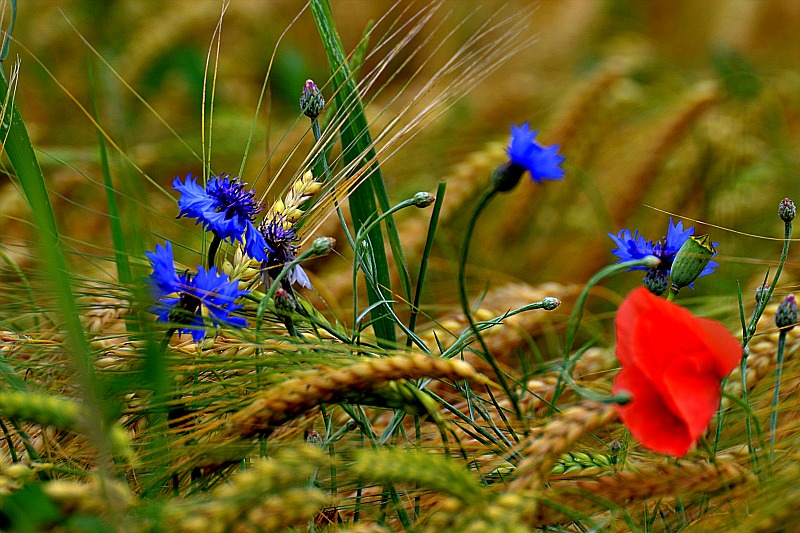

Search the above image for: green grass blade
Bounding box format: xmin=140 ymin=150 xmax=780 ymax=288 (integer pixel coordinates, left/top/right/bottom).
xmin=311 ymin=0 xmax=407 ymax=347
xmin=0 ymin=66 xmax=110 ymax=459
xmin=406 ymin=181 xmax=445 ymax=346
xmin=87 ymin=55 xmax=133 ymax=287
xmin=0 ymin=0 xmax=16 ymax=62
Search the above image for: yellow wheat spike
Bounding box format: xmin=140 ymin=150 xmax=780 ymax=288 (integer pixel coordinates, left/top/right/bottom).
xmin=531 ymin=457 xmax=754 ymax=528
xmin=223 ymin=354 xmax=484 ymax=439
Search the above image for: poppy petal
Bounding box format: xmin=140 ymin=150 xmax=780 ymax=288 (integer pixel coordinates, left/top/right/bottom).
xmin=694 ymin=316 xmax=742 ymax=379
xmin=613 ymin=364 xmax=694 ymax=456
xmin=613 ymin=287 xmax=741 ymax=456
xmin=660 ymin=360 xmax=722 ymax=442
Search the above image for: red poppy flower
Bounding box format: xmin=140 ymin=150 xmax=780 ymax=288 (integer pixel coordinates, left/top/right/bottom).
xmin=612 ymin=287 xmax=741 ymax=456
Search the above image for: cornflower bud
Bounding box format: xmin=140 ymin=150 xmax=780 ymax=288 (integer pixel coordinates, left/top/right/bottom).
xmin=300 ymin=79 xmax=325 ymax=119
xmin=541 ymin=296 xmax=561 ymax=310
xmin=778 ymin=198 xmax=796 ymax=223
xmin=776 ymin=294 xmax=798 ymax=331
xmin=274 ymin=288 xmax=297 ymax=317
xmin=755 ymin=282 xmax=770 ymax=305
xmin=412 ymin=192 xmax=436 ymax=208
xmin=311 ymin=236 xmax=336 ymax=256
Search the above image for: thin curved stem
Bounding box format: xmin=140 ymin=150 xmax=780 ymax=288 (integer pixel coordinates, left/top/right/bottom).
xmin=457 ymin=186 xmax=522 ymax=419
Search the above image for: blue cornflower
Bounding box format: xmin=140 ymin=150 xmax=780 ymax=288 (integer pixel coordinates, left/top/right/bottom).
xmin=174 ymin=173 xmax=270 ymax=261
xmin=259 ymin=218 xmax=311 ymax=289
xmin=146 ymin=241 xmax=248 ymax=341
xmin=506 ymin=122 xmax=565 ymax=183
xmin=608 ymin=218 xmax=718 ymax=281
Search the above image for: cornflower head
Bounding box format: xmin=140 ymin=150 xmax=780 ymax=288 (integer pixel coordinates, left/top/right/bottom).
xmin=258 ymin=216 xmax=311 ymax=289
xmin=173 ymin=173 xmax=270 ymax=262
xmin=493 ymin=122 xmax=565 ymax=191
xmin=146 ymin=241 xmax=248 ymax=341
xmin=608 ymin=218 xmax=718 ymax=294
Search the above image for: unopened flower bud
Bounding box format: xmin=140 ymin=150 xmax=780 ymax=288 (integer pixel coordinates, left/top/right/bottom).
xmin=670 ymin=234 xmax=716 ymax=290
xmin=306 ymin=429 xmax=322 ymax=445
xmin=300 ymin=79 xmax=325 ymax=119
xmin=311 ymin=236 xmax=335 ymax=255
xmin=542 ymin=296 xmax=560 ymax=310
xmin=776 ymin=294 xmax=797 ymax=330
xmin=274 ymin=288 xmax=296 ymax=316
xmin=643 ymin=268 xmax=669 ymax=296
xmin=779 ymin=198 xmax=796 ymax=223
xmin=755 ymin=282 xmax=770 ymax=305
xmin=612 ymin=390 xmax=632 ymax=405
xmin=412 ymin=192 xmax=435 ymax=208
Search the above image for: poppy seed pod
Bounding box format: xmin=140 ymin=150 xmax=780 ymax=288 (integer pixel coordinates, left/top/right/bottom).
xmin=670 ymin=234 xmax=716 ymax=290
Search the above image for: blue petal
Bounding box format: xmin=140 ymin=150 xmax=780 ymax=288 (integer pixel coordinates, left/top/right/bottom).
xmin=174 ymin=175 xmax=217 ymax=222
xmin=146 ymin=241 xmax=180 ymax=297
xmin=193 ymin=266 xmax=248 ymax=329
xmin=290 ymin=265 xmax=313 ymax=289
xmin=506 ymin=122 xmax=565 ymax=183
xmin=244 ymin=221 xmax=271 ymax=260
xmin=664 ymin=218 xmax=693 ymax=256
xmin=608 ymin=229 xmax=656 ymax=271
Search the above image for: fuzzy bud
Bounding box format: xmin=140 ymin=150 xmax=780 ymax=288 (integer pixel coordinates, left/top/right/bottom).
xmin=779 ymin=198 xmax=796 ymax=223
xmin=412 ymin=192 xmax=435 ymax=208
xmin=300 ymin=79 xmax=325 ymax=119
xmin=670 ymin=234 xmax=716 ymax=290
xmin=776 ymin=294 xmax=798 ymax=331
xmin=311 ymin=236 xmax=335 ymax=256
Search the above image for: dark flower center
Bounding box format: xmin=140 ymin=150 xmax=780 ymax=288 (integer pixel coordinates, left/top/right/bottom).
xmin=208 ymin=175 xmax=262 ymax=221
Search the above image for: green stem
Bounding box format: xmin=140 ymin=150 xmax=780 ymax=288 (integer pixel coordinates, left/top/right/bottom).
xmin=714 ymin=217 xmax=791 ymax=457
xmin=744 ymin=219 xmax=792 ymax=344
xmin=310 ymin=115 xmax=355 ymax=250
xmin=407 ymin=181 xmax=446 ymax=347
xmin=769 ymin=329 xmax=788 ymax=463
xmin=207 ymin=235 xmax=222 ymax=269
xmin=458 ymin=186 xmax=522 ymax=418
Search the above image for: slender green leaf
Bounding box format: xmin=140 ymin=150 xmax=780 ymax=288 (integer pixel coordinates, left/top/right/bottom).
xmin=311 ymin=0 xmax=408 ymax=347
xmin=87 ymin=55 xmax=132 ymax=287
xmin=0 ymin=66 xmax=108 ymax=458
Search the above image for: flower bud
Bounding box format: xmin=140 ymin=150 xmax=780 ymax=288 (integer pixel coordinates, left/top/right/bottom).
xmin=643 ymin=268 xmax=669 ymax=296
xmin=755 ymin=282 xmax=770 ymax=305
xmin=542 ymin=296 xmax=560 ymax=310
xmin=299 ymin=79 xmax=325 ymax=119
xmin=311 ymin=236 xmax=336 ymax=256
xmin=776 ymin=294 xmax=797 ymax=331
xmin=778 ymin=198 xmax=796 ymax=223
xmin=274 ymin=288 xmax=297 ymax=317
xmin=306 ymin=429 xmax=322 ymax=445
xmin=412 ymin=192 xmax=436 ymax=208
xmin=670 ymin=234 xmax=716 ymax=290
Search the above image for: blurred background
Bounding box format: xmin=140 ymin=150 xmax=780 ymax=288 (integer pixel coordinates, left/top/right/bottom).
xmin=3 ymin=0 xmax=800 ymax=324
